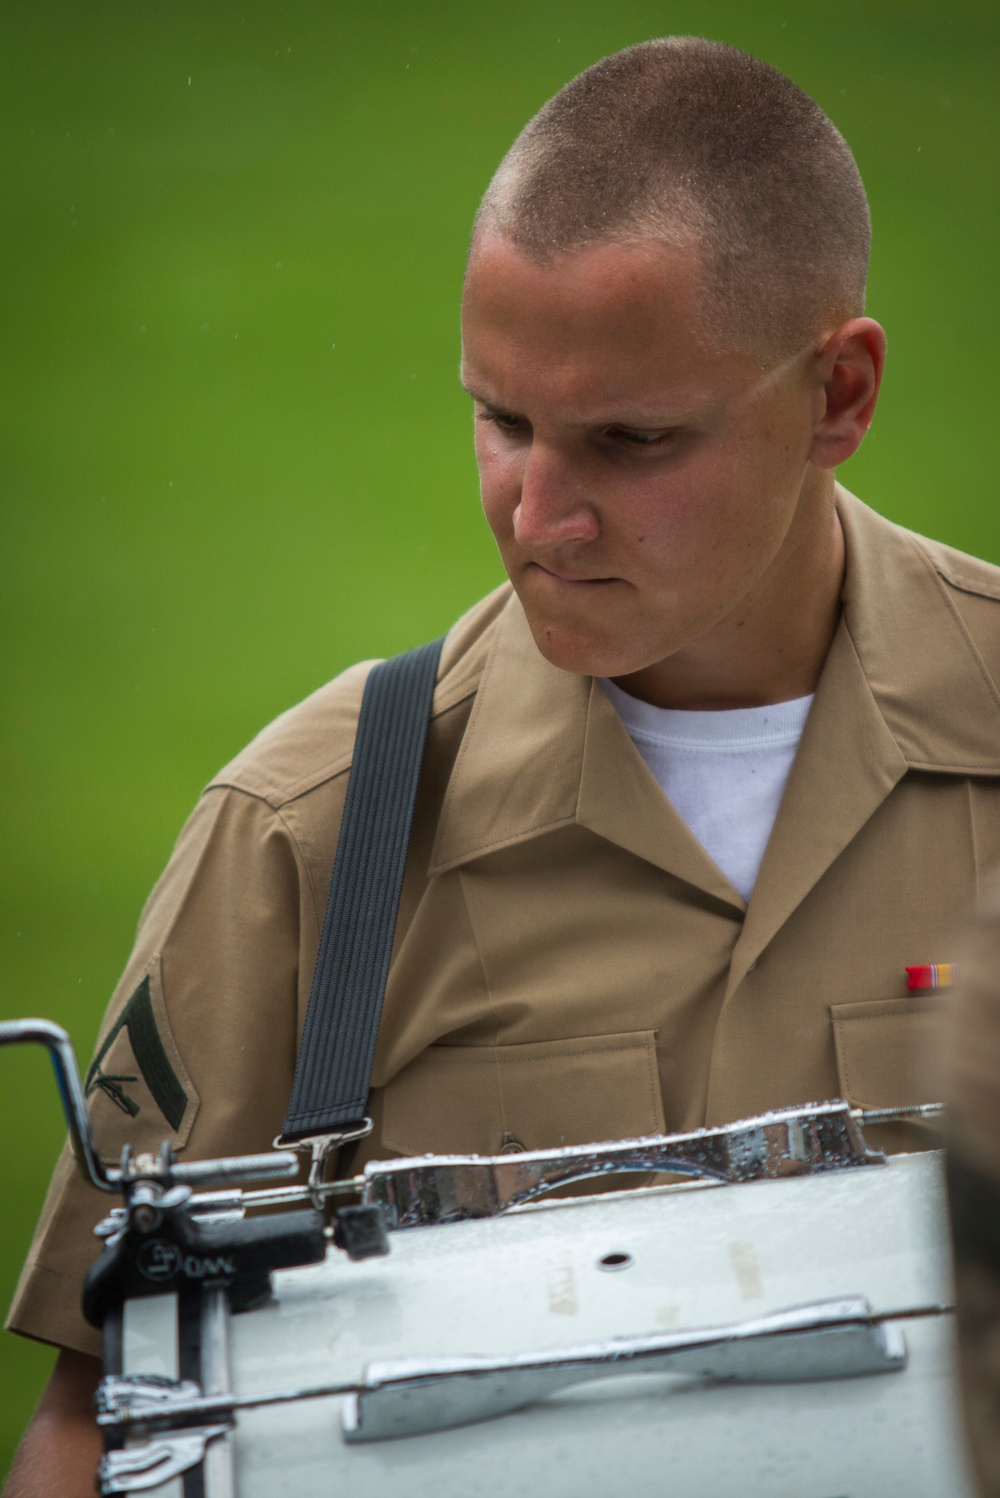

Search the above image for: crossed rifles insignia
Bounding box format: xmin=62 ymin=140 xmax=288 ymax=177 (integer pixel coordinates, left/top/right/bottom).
xmin=84 ymin=974 xmax=190 ymax=1133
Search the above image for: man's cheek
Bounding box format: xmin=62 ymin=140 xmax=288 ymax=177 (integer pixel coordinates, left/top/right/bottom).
xmin=478 ymin=483 xmax=505 ymax=535
xmin=478 ymin=471 xmax=520 ymax=546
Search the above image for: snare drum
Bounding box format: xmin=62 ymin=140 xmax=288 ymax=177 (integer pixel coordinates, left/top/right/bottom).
xmin=105 ymin=1148 xmax=974 ymax=1498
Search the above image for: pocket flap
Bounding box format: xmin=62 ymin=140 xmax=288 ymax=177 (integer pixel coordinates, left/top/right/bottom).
xmin=382 ymin=1030 xmax=665 ymax=1157
xmin=830 ymin=996 xmax=947 ymax=1110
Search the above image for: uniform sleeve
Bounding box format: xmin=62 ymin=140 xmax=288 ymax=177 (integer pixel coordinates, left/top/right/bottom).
xmin=5 ymin=785 xmax=314 ymax=1356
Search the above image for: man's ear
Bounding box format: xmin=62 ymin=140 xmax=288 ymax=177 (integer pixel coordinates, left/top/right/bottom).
xmin=808 ymin=317 xmax=887 ymax=470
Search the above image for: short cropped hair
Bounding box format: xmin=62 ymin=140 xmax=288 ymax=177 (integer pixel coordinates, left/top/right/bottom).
xmin=476 ymin=38 xmax=871 ymax=361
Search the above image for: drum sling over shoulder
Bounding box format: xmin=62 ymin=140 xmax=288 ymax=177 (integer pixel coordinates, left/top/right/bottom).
xmin=280 ymin=637 xmax=444 ymax=1145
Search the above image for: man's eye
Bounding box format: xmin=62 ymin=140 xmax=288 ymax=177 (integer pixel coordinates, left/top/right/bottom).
xmin=478 ymin=409 xmax=526 ymax=434
xmin=608 ymin=427 xmax=673 ymax=448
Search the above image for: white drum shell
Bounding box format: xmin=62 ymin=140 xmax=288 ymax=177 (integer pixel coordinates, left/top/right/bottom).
xmin=119 ymin=1149 xmax=975 ymax=1497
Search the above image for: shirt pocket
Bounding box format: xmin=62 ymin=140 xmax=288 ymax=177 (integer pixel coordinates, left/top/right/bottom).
xmin=830 ymin=996 xmax=948 ymax=1110
xmin=381 ymin=1030 xmax=665 ymax=1157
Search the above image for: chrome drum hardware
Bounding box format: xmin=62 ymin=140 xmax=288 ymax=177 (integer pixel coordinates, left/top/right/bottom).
xmin=0 ymin=1017 xmax=964 ymax=1498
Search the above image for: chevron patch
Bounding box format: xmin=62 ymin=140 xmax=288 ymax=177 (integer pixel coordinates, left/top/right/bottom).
xmin=84 ymin=957 xmax=199 ymax=1156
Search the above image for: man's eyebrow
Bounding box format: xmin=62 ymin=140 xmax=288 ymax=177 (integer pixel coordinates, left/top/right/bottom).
xmin=459 ymin=379 xmax=498 ymax=404
xmin=459 ymin=382 xmax=693 ymax=426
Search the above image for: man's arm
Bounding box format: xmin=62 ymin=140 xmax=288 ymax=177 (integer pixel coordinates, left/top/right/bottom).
xmin=8 ymin=783 xmax=317 ymax=1355
xmin=3 ymin=1350 xmax=102 ymax=1498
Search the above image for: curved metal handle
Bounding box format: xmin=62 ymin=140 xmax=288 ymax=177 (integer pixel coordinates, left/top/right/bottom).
xmin=363 ymin=1100 xmax=888 ymax=1229
xmin=0 ymin=1018 xmax=117 ymax=1191
xmin=0 ymin=1018 xmax=301 ymax=1196
xmin=342 ymin=1296 xmax=907 ymax=1442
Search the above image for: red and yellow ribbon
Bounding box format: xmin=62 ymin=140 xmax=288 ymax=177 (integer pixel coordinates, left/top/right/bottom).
xmin=906 ymin=963 xmax=958 ymax=991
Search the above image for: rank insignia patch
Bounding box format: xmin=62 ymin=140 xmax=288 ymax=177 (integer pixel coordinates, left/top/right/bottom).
xmin=84 ymin=956 xmax=200 ymax=1156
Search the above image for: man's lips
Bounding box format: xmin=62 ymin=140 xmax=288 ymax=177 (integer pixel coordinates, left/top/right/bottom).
xmin=527 ymin=561 xmax=619 ymax=586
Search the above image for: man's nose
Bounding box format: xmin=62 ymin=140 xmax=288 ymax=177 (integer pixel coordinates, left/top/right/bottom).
xmin=512 ymin=443 xmax=600 ymax=549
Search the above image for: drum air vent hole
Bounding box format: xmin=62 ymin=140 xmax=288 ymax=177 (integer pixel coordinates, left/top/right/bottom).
xmin=598 ymin=1251 xmax=633 ymax=1271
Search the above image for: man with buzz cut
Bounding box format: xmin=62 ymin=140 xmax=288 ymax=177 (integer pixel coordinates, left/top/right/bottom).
xmin=6 ymin=35 xmax=1000 ymax=1494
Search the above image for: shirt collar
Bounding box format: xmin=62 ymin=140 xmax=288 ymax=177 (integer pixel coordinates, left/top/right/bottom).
xmin=430 ymin=486 xmax=1000 ymax=880
xmin=837 ymin=485 xmax=1000 ymax=773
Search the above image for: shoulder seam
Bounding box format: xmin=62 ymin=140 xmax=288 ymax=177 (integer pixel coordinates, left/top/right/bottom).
xmin=207 ymin=760 xmax=352 ymax=810
xmin=910 ymin=534 xmax=1000 ymax=603
xmin=272 ymin=800 xmax=325 ymax=938
xmin=206 ymin=674 xmax=481 ymax=811
xmin=906 ymin=536 xmax=1000 ymax=714
xmin=937 ymin=571 xmax=1000 ymax=604
xmin=140 ymin=790 xmax=307 ymax=990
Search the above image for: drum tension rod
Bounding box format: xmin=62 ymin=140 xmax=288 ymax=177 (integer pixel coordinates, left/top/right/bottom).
xmin=852 ymin=1103 xmax=944 ymax=1126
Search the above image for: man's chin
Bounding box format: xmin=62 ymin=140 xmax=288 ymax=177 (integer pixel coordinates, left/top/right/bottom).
xmin=522 ymin=613 xmax=653 ymax=680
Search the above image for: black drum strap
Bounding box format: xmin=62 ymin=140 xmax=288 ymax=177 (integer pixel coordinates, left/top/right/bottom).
xmin=281 ymin=638 xmax=444 ymax=1143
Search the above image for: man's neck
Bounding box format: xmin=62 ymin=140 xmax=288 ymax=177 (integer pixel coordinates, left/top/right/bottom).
xmin=613 ymin=477 xmax=845 ymax=711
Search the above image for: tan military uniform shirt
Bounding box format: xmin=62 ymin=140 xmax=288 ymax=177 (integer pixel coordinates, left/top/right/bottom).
xmin=10 ymin=487 xmax=1000 ymax=1357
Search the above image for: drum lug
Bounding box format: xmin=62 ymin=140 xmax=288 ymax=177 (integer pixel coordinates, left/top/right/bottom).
xmin=96 ymin=1371 xmax=204 ymax=1423
xmin=97 ymin=1423 xmax=232 ymax=1493
xmin=333 ymin=1202 xmax=390 ymax=1260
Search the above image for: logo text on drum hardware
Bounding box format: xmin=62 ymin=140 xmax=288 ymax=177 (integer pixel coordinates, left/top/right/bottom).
xmin=136 ymin=1238 xmax=236 ymax=1283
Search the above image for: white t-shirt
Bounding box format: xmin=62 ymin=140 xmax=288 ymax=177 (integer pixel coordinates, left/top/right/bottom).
xmin=600 ymin=678 xmax=814 ymax=902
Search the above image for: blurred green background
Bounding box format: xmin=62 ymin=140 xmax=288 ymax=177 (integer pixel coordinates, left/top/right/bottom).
xmin=1 ymin=0 xmax=997 ymax=1476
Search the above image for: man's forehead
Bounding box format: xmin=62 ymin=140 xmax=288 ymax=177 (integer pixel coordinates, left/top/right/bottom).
xmin=460 ymin=232 xmax=761 ymax=421
xmin=462 ymin=230 xmax=707 ymax=336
